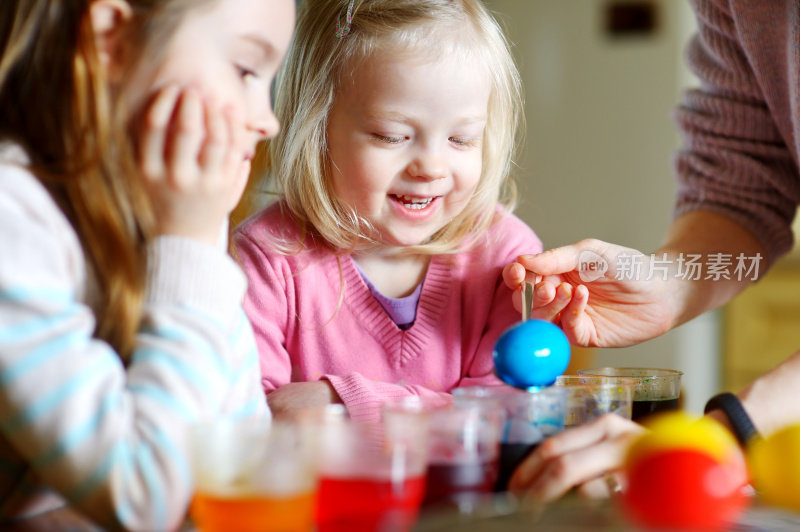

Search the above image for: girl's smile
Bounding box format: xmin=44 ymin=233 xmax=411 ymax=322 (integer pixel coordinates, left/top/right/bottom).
xmin=388 ymin=195 xmax=441 ymax=219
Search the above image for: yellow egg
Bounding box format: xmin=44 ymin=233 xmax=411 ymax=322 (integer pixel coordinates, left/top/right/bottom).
xmin=626 ymin=411 xmax=741 ymax=468
xmin=748 ymin=423 xmax=800 ymax=511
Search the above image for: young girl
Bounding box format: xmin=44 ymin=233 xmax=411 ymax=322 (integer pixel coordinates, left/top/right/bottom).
xmin=0 ymin=0 xmax=292 ymax=529
xmin=234 ymin=0 xmax=541 ymax=422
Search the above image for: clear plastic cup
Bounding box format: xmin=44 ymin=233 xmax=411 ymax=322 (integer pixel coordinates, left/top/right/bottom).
xmin=315 ymin=403 xmax=429 ymax=532
xmin=453 ymin=385 xmax=566 ymax=491
xmin=190 ymin=418 xmax=318 ymax=532
xmin=423 ymin=400 xmax=504 ymax=509
xmin=555 ymin=375 xmax=634 ymax=426
xmin=577 ymin=367 xmax=683 ymax=422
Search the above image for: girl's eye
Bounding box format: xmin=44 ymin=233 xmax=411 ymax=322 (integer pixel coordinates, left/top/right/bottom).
xmin=372 ymin=134 xmax=406 ymax=144
xmin=450 ymin=136 xmax=476 ymax=147
xmin=236 ymin=65 xmax=259 ymax=80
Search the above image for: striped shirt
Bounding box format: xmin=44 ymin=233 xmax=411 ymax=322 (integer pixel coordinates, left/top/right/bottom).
xmin=0 ymin=144 xmax=269 ymax=530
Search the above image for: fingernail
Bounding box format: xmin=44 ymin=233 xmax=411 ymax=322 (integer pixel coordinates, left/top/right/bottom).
xmin=536 ymin=285 xmax=547 ymax=296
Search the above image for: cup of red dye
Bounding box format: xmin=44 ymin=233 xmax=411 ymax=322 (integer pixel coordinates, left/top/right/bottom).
xmin=314 ymin=404 xmax=429 ymax=532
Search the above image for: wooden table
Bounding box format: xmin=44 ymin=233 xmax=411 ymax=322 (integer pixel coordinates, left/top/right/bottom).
xmin=415 ymin=494 xmax=800 ymax=531
xmin=7 ymin=493 xmax=800 ymax=531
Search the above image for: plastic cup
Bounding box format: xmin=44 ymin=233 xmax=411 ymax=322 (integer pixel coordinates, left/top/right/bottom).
xmin=189 ymin=418 xmax=318 ymax=532
xmin=453 ymin=385 xmax=566 ymax=491
xmin=422 ymin=400 xmax=503 ymax=509
xmin=577 ymin=367 xmax=683 ymax=422
xmin=554 ymin=375 xmax=634 ymax=426
xmin=315 ymin=404 xmax=429 ymax=532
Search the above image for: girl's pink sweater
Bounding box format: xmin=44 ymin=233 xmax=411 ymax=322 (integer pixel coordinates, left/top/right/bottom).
xmin=234 ymin=202 xmax=542 ymax=421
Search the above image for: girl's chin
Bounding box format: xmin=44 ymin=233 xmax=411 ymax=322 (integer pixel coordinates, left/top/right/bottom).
xmin=376 ymin=234 xmax=437 ymax=249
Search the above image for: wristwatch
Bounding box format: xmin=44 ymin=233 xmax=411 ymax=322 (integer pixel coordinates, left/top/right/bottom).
xmin=704 ymin=392 xmax=760 ymax=447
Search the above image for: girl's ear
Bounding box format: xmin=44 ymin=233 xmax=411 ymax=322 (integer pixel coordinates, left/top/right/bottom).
xmin=89 ymin=0 xmax=134 ymax=78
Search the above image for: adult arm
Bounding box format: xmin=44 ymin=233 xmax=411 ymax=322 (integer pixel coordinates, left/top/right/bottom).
xmin=731 ymin=348 xmax=800 ymax=437
xmin=506 ymin=211 xmax=765 ymax=347
xmin=507 ymin=0 xmax=795 ymax=347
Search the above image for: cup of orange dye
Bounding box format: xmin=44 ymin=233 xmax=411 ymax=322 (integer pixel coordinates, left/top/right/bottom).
xmin=189 ymin=418 xmax=319 ymax=532
xmin=314 ymin=402 xmax=430 ymax=532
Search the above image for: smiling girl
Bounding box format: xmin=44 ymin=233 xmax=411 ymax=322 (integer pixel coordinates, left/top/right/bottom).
xmin=234 ymin=0 xmax=541 ymax=421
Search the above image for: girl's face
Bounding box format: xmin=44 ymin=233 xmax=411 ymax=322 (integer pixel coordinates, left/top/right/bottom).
xmin=124 ymin=0 xmax=295 ymax=158
xmin=326 ymin=46 xmax=491 ymax=248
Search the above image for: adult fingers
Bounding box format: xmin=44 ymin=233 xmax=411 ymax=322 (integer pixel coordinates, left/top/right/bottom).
xmin=518 ymin=239 xmax=613 ymax=277
xmin=530 ymin=283 xmax=573 ymax=323
xmin=559 ymin=284 xmax=591 ymax=344
xmin=531 ymin=279 xmax=557 ymax=308
xmin=502 ymin=262 xmax=526 ymax=290
xmin=575 ymin=472 xmax=626 ymax=499
xmin=517 ymin=429 xmax=639 ymax=503
xmin=509 ymin=414 xmax=642 ymax=490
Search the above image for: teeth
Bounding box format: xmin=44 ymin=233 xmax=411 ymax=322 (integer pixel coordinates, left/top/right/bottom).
xmin=394 ymin=194 xmax=434 ymax=209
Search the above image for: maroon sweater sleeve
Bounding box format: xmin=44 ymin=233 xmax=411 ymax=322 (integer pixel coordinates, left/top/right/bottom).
xmin=672 ymin=0 xmax=800 ymax=265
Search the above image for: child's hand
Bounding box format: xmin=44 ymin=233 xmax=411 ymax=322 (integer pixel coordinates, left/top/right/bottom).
xmin=267 ymin=381 xmax=342 ymax=419
xmin=138 ymin=85 xmax=251 ymax=245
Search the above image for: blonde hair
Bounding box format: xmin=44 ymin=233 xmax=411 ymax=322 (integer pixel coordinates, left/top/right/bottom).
xmin=242 ymin=0 xmax=522 ymax=255
xmin=0 ymin=0 xmax=210 ymax=358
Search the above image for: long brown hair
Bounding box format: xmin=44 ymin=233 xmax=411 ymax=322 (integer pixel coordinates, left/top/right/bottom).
xmin=0 ymin=0 xmax=204 ymax=358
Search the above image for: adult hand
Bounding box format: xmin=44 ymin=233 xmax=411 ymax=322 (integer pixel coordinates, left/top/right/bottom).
xmin=138 ymin=85 xmax=251 ymax=245
xmin=503 ymin=213 xmax=767 ymax=347
xmin=502 ymin=239 xmax=678 ymax=347
xmin=509 ymin=414 xmax=645 ymax=502
xmin=267 ymin=380 xmax=342 ymax=419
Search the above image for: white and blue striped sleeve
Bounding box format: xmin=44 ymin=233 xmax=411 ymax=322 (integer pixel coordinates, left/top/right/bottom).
xmin=0 ymin=166 xmax=268 ymax=530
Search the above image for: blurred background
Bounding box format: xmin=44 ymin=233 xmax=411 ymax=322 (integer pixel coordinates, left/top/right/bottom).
xmin=487 ymin=0 xmax=800 ymax=414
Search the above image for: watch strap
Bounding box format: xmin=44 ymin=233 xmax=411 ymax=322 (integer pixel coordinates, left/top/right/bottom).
xmin=704 ymin=392 xmax=760 ymax=447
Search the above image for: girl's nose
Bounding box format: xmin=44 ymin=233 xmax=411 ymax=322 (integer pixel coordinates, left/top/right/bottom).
xmin=248 ymin=107 xmax=280 ymax=141
xmin=408 ymin=150 xmax=447 ymax=181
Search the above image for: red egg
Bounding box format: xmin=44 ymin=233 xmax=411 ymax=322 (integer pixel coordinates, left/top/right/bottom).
xmin=622 ymin=447 xmax=749 ymax=531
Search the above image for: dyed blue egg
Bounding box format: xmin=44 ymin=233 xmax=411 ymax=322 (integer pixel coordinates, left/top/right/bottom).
xmin=493 ymin=319 xmax=571 ymax=388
